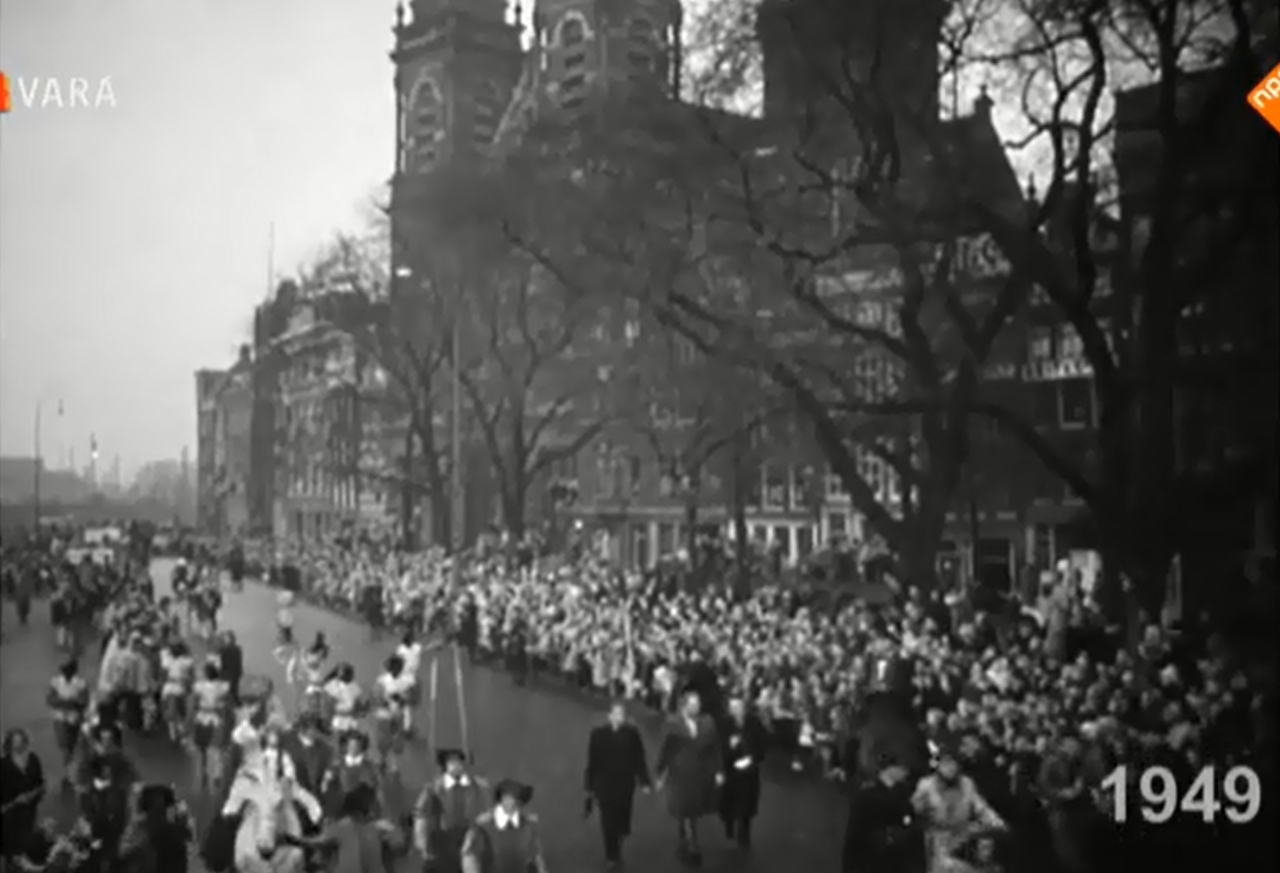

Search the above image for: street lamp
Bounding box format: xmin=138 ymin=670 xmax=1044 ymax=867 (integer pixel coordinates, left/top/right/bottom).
xmin=33 ymin=399 xmax=64 ymax=529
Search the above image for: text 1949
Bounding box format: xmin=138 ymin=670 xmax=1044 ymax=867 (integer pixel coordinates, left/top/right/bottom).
xmin=1099 ymin=765 xmax=1260 ymax=825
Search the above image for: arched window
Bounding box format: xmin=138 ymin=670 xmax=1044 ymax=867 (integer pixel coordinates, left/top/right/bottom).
xmin=557 ymin=12 xmax=589 ymax=48
xmin=473 ymin=81 xmax=501 ymax=147
xmin=409 ymin=76 xmax=444 ymax=169
xmin=626 ymin=16 xmax=657 ymax=72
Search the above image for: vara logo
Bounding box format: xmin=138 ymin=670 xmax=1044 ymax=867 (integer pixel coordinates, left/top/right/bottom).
xmin=0 ymin=73 xmax=117 ymax=112
xmin=1247 ymin=61 xmax=1280 ymax=134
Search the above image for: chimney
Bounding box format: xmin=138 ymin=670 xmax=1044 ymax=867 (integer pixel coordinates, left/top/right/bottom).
xmin=238 ymin=344 xmax=252 ymax=367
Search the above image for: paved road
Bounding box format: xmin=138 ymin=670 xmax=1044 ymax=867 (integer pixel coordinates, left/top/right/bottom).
xmin=2 ymin=561 xmax=850 ymax=871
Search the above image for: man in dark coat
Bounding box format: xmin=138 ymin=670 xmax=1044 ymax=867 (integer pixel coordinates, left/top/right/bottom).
xmin=218 ymin=631 xmax=243 ymax=705
xmin=656 ymin=690 xmax=723 ymax=866
xmin=584 ymin=700 xmax=652 ymax=869
xmin=841 ymin=757 xmax=922 ymax=873
xmin=282 ymin=713 xmax=333 ymax=797
xmin=717 ymin=696 xmax=769 ymax=849
xmin=79 ymin=757 xmax=132 ymax=873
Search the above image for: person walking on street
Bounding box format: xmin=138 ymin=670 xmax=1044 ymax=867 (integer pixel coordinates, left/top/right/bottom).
xmin=655 ymin=690 xmax=723 ymax=868
xmin=717 ymin=696 xmax=769 ymax=850
xmin=459 ymin=780 xmax=548 ymax=873
xmin=48 ymin=657 xmax=90 ymax=784
xmin=414 ymin=749 xmax=489 ymax=873
xmin=583 ymin=700 xmax=651 ymax=870
xmin=1 ymin=729 xmax=46 ymax=867
xmin=218 ymin=631 xmax=244 ymax=706
xmin=841 ymin=757 xmax=922 ymax=873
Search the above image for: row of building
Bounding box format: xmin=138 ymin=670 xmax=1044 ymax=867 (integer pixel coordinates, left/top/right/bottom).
xmin=195 ymin=0 xmax=1274 ymax=595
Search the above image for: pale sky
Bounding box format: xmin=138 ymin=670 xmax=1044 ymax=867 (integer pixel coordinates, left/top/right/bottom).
xmin=0 ymin=0 xmax=397 ymax=477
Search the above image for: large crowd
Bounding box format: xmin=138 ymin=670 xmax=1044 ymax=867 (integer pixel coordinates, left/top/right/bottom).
xmin=264 ymin=534 xmax=1274 ymax=870
xmin=3 ymin=524 xmax=1274 ymax=873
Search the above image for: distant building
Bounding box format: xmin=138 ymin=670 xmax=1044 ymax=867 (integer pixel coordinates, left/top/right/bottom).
xmin=0 ymin=456 xmax=94 ymax=504
xmin=266 ymin=288 xmax=393 ymax=540
xmin=195 ymin=346 xmax=254 ymax=537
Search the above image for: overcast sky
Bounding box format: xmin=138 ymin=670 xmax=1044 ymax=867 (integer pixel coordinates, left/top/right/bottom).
xmin=0 ymin=0 xmax=397 ymax=477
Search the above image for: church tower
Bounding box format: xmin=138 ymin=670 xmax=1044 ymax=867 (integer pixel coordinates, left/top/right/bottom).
xmin=392 ymin=0 xmax=523 ymax=176
xmin=532 ymin=0 xmax=682 ymax=115
xmin=757 ymin=0 xmax=946 ymax=124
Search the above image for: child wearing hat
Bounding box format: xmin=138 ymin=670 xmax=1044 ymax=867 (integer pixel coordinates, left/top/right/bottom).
xmin=414 ymin=749 xmax=488 ymax=873
xmin=459 ymin=780 xmax=548 ymax=873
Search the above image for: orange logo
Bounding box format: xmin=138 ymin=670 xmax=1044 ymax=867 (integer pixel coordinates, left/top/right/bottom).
xmin=0 ymin=72 xmax=11 ymax=112
xmin=1248 ymin=60 xmax=1280 ymax=134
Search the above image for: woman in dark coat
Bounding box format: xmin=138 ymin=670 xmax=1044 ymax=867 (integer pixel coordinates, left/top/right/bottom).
xmin=324 ymin=733 xmax=382 ymax=818
xmin=717 ymin=697 xmax=769 ymax=849
xmin=1 ymin=729 xmax=46 ymax=864
xmin=656 ymin=690 xmax=723 ymax=866
xmin=118 ymin=784 xmax=194 ymax=873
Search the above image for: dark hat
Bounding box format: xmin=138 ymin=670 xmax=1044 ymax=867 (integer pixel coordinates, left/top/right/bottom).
xmin=295 ymin=711 xmax=322 ymax=731
xmin=137 ymin=783 xmax=176 ymax=814
xmin=493 ymin=779 xmax=533 ymax=804
xmin=436 ymin=748 xmax=469 ymax=768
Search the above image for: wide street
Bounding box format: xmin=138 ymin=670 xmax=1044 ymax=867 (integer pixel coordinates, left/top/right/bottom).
xmin=1 ymin=559 xmax=849 ymax=872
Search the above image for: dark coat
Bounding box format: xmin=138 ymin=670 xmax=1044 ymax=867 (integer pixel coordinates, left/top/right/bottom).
xmin=656 ymin=714 xmax=721 ymax=821
xmin=717 ymin=712 xmax=769 ymax=822
xmin=1 ymin=753 xmax=45 ymax=857
xmin=855 ymin=692 xmax=928 ymax=779
xmin=80 ymin=782 xmax=132 ymax=853
xmin=325 ymin=758 xmax=381 ymax=817
xmin=283 ymin=734 xmax=334 ymax=797
xmin=841 ymin=777 xmax=923 ymax=873
xmin=219 ymin=643 xmax=243 ymax=684
xmin=584 ymin=723 xmax=651 ymax=836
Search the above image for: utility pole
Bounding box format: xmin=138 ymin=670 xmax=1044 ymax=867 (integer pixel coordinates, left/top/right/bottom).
xmin=33 ymin=403 xmax=43 ymax=530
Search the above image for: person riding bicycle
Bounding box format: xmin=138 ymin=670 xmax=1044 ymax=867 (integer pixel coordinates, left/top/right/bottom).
xmin=911 ymin=743 xmax=1006 ymax=873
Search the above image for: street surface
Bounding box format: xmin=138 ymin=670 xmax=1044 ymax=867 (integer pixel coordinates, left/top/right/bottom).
xmin=1 ymin=560 xmax=849 ymax=871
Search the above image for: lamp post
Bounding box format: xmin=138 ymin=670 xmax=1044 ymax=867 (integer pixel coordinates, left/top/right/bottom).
xmin=33 ymin=400 xmax=65 ymax=531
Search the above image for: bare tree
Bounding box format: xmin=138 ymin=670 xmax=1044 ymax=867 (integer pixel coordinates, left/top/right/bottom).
xmin=507 ymin=61 xmax=1029 ymax=592
xmin=454 ymin=236 xmax=616 ymax=539
xmin=929 ymin=0 xmax=1279 ymax=616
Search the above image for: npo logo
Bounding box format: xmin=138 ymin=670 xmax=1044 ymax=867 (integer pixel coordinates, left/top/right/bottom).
xmin=1248 ymin=61 xmax=1280 ymax=134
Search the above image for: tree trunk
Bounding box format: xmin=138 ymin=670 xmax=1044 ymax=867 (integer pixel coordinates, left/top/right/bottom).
xmin=399 ymin=432 xmax=416 ymax=550
xmin=730 ymin=434 xmax=751 ymax=596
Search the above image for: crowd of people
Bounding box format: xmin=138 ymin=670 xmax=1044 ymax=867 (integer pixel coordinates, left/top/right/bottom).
xmin=3 ymin=523 xmax=1275 ymax=873
xmin=258 ymin=533 xmax=1275 ymax=871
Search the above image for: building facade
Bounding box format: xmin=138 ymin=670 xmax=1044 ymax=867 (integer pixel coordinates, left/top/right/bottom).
xmin=194 ymin=348 xmax=253 ymax=537
xmin=269 ymin=291 xmax=394 ymax=540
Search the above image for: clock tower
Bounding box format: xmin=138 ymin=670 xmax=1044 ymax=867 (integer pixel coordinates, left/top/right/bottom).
xmin=392 ymin=0 xmax=523 ymax=176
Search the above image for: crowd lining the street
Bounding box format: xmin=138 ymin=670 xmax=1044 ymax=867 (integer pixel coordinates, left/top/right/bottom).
xmin=261 ymin=533 xmax=1274 ymax=870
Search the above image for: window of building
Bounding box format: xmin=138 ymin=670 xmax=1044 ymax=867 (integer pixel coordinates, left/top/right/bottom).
xmin=797 ymin=526 xmax=814 ymax=559
xmin=825 ymin=465 xmax=849 ymax=500
xmin=657 ymin=522 xmax=675 ymax=556
xmin=773 ymin=525 xmax=791 ymax=557
xmin=409 ymin=77 xmax=444 ymax=168
xmin=762 ymin=462 xmax=787 ymax=509
xmin=558 ymin=13 xmax=588 ymax=47
xmin=473 ymin=82 xmax=502 ymax=147
xmin=1058 ymin=378 xmax=1094 ymax=428
xmin=626 ymin=17 xmax=657 ymax=72
xmin=1028 ymin=325 xmax=1053 ymax=361
xmin=1058 ymin=324 xmax=1084 ymax=360
xmin=827 ymin=512 xmax=848 ymax=543
xmin=627 ymin=455 xmax=642 ymax=491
